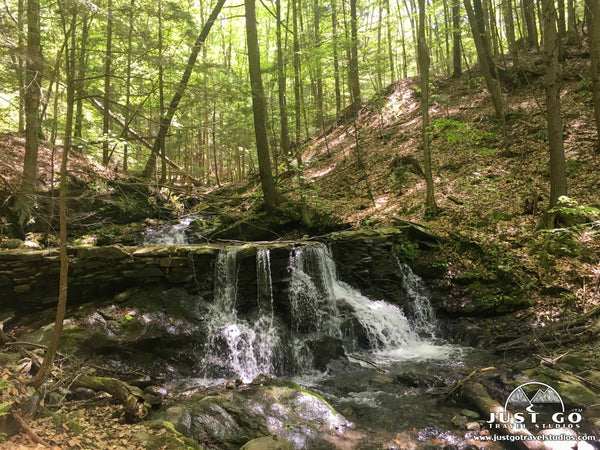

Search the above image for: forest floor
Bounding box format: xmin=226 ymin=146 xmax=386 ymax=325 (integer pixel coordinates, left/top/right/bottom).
xmin=1 ymin=41 xmax=600 ymax=448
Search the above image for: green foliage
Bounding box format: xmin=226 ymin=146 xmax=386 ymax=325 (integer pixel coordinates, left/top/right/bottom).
xmin=549 ymin=197 xmax=600 ymax=221
xmin=394 ymin=241 xmax=419 ymax=261
xmin=431 ymin=119 xmax=498 ymax=154
xmin=388 ymin=169 xmax=406 ymax=193
xmin=361 ymin=216 xmax=380 ymax=227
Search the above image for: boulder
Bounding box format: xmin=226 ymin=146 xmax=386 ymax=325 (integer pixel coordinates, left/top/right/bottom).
xmin=152 ymin=381 xmax=351 ymax=449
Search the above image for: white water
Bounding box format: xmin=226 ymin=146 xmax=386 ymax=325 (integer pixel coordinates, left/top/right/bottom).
xmin=308 ymin=245 xmax=453 ymax=361
xmin=200 ymin=243 xmax=456 ymax=382
xmin=202 ymin=248 xmax=278 ymax=382
xmin=143 ymin=216 xmax=199 ymax=245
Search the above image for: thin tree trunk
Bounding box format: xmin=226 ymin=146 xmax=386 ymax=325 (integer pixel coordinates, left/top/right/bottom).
xmin=276 ymin=0 xmax=290 ymax=161
xmin=557 ymin=0 xmax=566 ymax=37
xmin=142 ymin=0 xmax=226 ymax=179
xmin=29 ymin=6 xmax=76 ymax=389
xmin=74 ymin=13 xmax=90 ymax=141
xmin=542 ymin=0 xmax=567 ymax=209
xmin=523 ymin=0 xmax=538 ymax=48
xmin=102 ymin=0 xmax=113 ymax=165
xmin=17 ymin=0 xmax=26 ymax=133
xmin=158 ymin=0 xmax=167 ymax=184
xmin=349 ymin=0 xmax=361 ymax=113
xmin=292 ymin=0 xmax=302 ymax=163
xmin=464 ymin=0 xmax=505 ymax=120
xmin=386 ymin=0 xmax=395 ymax=83
xmin=452 ymin=0 xmax=462 ymax=77
xmin=313 ymin=0 xmax=324 ymax=129
xmin=244 ymin=0 xmax=280 ymax=212
xmin=21 ymin=0 xmax=43 ymax=196
xmin=567 ymin=0 xmax=576 ymax=36
xmin=123 ymin=0 xmax=134 ymax=173
xmin=418 ymin=0 xmax=437 ymax=213
xmin=331 ymin=0 xmax=342 ymax=114
xmin=503 ymin=0 xmax=516 ymax=53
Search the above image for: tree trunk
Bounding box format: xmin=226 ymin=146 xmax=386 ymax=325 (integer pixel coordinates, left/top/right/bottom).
xmin=21 ymin=0 xmax=43 ymax=196
xmin=313 ymin=0 xmax=324 ymax=129
xmin=452 ymin=0 xmax=462 ymax=77
xmin=348 ymin=0 xmax=361 ymax=113
xmin=28 ymin=7 xmax=76 ymax=390
xmin=567 ymin=0 xmax=576 ymax=36
xmin=503 ymin=0 xmax=516 ymax=53
xmin=557 ymin=0 xmax=566 ymax=37
xmin=418 ymin=0 xmax=438 ymax=214
xmin=331 ymin=0 xmax=342 ymax=114
xmin=523 ymin=0 xmax=538 ymax=48
xmin=17 ymin=0 xmax=26 ymax=133
xmin=158 ymin=0 xmax=167 ymax=184
xmin=292 ymin=0 xmax=302 ymax=163
xmin=142 ymin=0 xmax=226 ymax=179
xmin=102 ymin=0 xmax=113 ymax=165
xmin=123 ymin=0 xmax=134 ymax=173
xmin=386 ymin=0 xmax=395 ymax=83
xmin=74 ymin=16 xmax=89 ymax=141
xmin=244 ymin=0 xmax=280 ymax=212
xmin=276 ymin=0 xmax=290 ymax=161
xmin=542 ymin=0 xmax=567 ymax=209
xmin=586 ymin=0 xmax=600 ymax=151
xmin=464 ymin=0 xmax=505 ymax=120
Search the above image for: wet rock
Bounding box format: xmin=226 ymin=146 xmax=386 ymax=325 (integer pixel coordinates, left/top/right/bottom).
xmin=451 ymin=415 xmax=467 ymax=428
xmin=144 ymin=386 xmax=168 ymax=406
xmin=241 ymin=435 xmax=294 ymax=450
xmin=307 ymin=336 xmax=346 ymax=371
xmin=152 ymin=383 xmax=351 ymax=449
xmin=69 ymin=387 xmax=96 ymax=400
xmin=465 ymin=422 xmax=480 ymax=431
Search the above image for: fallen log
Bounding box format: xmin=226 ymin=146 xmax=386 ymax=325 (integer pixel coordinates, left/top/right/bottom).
xmin=461 ymin=381 xmax=545 ymax=450
xmin=74 ymin=375 xmax=149 ymax=421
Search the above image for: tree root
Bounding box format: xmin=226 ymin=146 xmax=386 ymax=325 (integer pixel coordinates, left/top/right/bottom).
xmin=10 ymin=410 xmax=51 ymax=448
xmin=74 ymin=375 xmax=150 ymax=422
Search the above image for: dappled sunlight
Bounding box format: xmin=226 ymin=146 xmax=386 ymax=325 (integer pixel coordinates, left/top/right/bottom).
xmin=308 ymin=166 xmax=334 ymax=179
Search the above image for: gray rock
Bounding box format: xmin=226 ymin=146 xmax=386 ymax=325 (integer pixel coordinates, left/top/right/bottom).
xmin=241 ymin=435 xmax=294 ymax=450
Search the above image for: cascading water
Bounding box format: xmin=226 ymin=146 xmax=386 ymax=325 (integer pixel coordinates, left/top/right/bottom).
xmin=143 ymin=216 xmax=199 ymax=245
xmin=198 ymin=243 xmax=453 ymax=382
xmin=395 ymin=257 xmax=437 ymax=337
xmin=202 ymin=248 xmax=278 ymax=382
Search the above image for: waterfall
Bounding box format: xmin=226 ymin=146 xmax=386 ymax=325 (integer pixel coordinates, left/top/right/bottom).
xmin=200 ymin=244 xmax=452 ymax=381
xmin=395 ymin=258 xmax=437 ymax=337
xmin=143 ymin=216 xmax=197 ymax=245
xmin=201 ymin=248 xmax=278 ymax=382
xmin=287 ymin=246 xmax=340 ymax=337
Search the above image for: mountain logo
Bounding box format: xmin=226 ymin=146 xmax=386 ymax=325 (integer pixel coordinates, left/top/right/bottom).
xmin=505 ymin=382 xmax=564 ymax=411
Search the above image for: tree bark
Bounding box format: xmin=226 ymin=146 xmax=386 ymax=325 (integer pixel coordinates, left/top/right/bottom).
xmin=142 ymin=0 xmax=226 ymax=179
xmin=464 ymin=0 xmax=505 ymax=120
xmin=28 ymin=6 xmax=76 ymax=390
xmin=503 ymin=0 xmax=516 ymax=53
xmin=21 ymin=0 xmax=43 ymax=196
xmin=331 ymin=0 xmax=342 ymax=114
xmin=244 ymin=0 xmax=280 ymax=212
xmin=586 ymin=0 xmax=600 ymax=151
xmin=523 ymin=0 xmax=538 ymax=48
xmin=348 ymin=0 xmax=361 ymax=113
xmin=542 ymin=0 xmax=567 ymax=209
xmin=276 ymin=0 xmax=290 ymax=161
xmin=102 ymin=0 xmax=113 ymax=165
xmin=418 ymin=0 xmax=438 ymax=214
xmin=452 ymin=0 xmax=462 ymax=77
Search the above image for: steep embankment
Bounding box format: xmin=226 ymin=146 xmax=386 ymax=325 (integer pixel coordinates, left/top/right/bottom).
xmin=294 ymin=43 xmax=600 ymax=334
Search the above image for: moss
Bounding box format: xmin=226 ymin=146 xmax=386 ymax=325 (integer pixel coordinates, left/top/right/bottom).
xmin=137 ymin=422 xmax=204 ymax=449
xmin=59 ymin=326 xmax=87 ymax=352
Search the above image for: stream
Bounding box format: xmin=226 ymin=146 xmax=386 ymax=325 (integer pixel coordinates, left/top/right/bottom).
xmin=143 ymin=219 xmax=501 ymax=448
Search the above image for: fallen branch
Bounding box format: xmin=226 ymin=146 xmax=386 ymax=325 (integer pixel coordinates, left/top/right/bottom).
xmin=346 ymin=354 xmax=386 ymax=373
xmin=74 ymin=375 xmax=150 ymax=421
xmin=460 ymin=381 xmax=545 ymax=450
xmin=444 ymin=366 xmax=495 ymax=402
xmin=10 ymin=410 xmax=51 ymax=448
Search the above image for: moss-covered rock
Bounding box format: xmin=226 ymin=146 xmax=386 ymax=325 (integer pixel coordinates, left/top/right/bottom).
xmin=152 ymin=383 xmax=350 ymax=449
